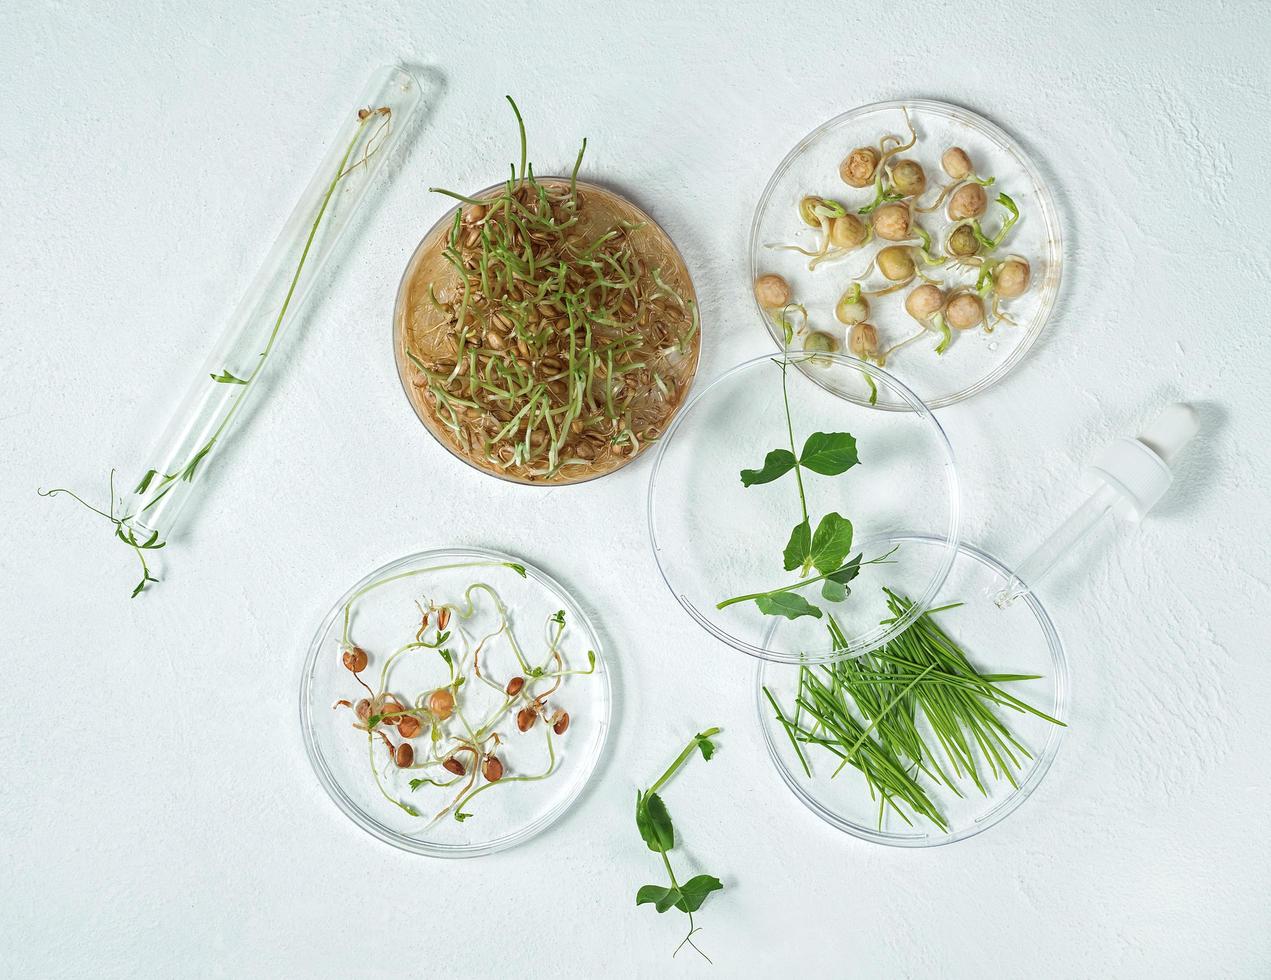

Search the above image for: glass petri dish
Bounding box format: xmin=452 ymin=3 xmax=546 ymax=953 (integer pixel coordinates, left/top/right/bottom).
xmin=756 ymin=534 xmax=1068 ymax=847
xmin=393 ymin=179 xmax=700 ymax=485
xmin=647 ymin=352 xmax=959 ymax=663
xmin=750 ymin=99 xmax=1063 ymax=411
xmin=299 ymin=547 xmax=610 ymax=857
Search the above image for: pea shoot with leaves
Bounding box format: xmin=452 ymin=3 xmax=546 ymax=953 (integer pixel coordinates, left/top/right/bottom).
xmin=716 ymin=359 xmax=894 ymax=621
xmin=635 ymin=728 xmax=724 ymax=962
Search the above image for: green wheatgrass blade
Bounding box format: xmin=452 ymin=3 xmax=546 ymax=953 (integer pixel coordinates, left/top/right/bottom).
xmin=768 ymin=591 xmax=1065 ymax=831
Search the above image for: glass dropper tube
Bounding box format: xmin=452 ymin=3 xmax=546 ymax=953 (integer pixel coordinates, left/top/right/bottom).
xmin=117 ymin=65 xmax=421 ymax=544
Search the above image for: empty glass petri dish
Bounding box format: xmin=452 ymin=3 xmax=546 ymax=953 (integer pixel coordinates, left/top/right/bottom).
xmin=647 ymin=352 xmax=959 ymax=663
xmin=756 ymin=535 xmax=1068 ymax=846
xmin=300 ymin=548 xmax=610 ymax=857
xmin=750 ymin=99 xmax=1063 ymax=410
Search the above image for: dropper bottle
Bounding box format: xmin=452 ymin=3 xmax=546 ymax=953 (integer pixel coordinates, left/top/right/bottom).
xmin=995 ymin=403 xmax=1199 ymax=607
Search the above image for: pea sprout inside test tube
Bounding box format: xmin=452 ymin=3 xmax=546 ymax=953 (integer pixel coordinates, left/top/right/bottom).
xmin=40 ymin=65 xmax=422 ymax=596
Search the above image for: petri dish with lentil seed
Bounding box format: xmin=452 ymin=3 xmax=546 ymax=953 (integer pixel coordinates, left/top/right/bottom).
xmin=300 ymin=547 xmax=611 ymax=857
xmin=394 ymin=178 xmax=700 ymax=484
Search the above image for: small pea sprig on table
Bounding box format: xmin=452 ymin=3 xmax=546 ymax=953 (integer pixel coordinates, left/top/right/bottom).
xmin=635 ymin=728 xmax=724 ymax=962
xmin=335 ymin=572 xmax=595 ymax=824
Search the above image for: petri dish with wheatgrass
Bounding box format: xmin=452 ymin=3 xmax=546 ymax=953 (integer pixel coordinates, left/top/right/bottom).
xmin=394 ymin=178 xmax=700 ymax=485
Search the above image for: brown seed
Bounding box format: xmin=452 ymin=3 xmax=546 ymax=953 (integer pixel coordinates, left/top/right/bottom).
xmin=355 ymin=698 xmax=371 ymax=722
xmin=517 ymin=707 xmax=537 ymax=732
xmin=395 ymin=743 xmax=414 ymax=768
xmin=464 ymin=203 xmax=487 ymax=223
xmin=506 ymin=676 xmax=525 ymax=696
xmin=840 ymin=146 xmax=880 ymax=188
xmin=753 ymin=274 xmax=791 ymax=309
xmin=482 ymin=756 xmax=505 ymax=782
xmin=437 ymin=607 xmax=451 ymax=630
xmin=443 ymin=756 xmax=466 ymax=776
xmin=342 ymin=647 xmax=368 ymax=673
xmin=380 ymin=701 xmax=405 ymax=725
xmin=553 ymin=712 xmax=571 ymax=735
xmin=397 ymin=715 xmax=422 ymax=739
xmin=427 ymin=688 xmax=455 ymax=720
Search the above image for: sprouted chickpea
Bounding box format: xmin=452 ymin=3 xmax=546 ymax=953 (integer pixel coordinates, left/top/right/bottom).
xmin=840 ymin=146 xmax=881 ymax=188
xmin=849 ymin=322 xmax=879 ymax=360
xmin=976 ymin=254 xmax=1030 ymax=327
xmin=799 ymin=195 xmax=847 ymax=227
xmin=803 ymin=329 xmax=839 ymax=364
xmin=841 ymin=109 xmax=917 ymax=193
xmin=904 ymin=284 xmax=952 ymax=354
xmin=947 ymin=222 xmax=981 ymax=260
xmin=871 ymin=202 xmax=912 ymax=242
xmin=889 ymin=159 xmax=926 ymax=198
xmin=332 ymin=580 xmax=596 ymax=825
xmin=771 ymin=203 xmax=870 ymax=270
xmin=829 ymin=213 xmax=869 ymax=250
xmin=835 ymin=284 xmax=870 ymax=326
xmin=946 ymin=291 xmax=985 ymax=331
xmin=754 ymin=273 xmax=792 ymax=309
xmin=948 ymin=182 xmax=988 ymax=221
xmin=917 ymin=146 xmax=996 ymax=214
xmin=877 ymin=245 xmax=916 ymax=282
xmin=994 ymin=256 xmax=1031 ymax=299
xmin=851 ymin=244 xmax=938 ymax=298
xmin=942 ymin=147 xmax=973 ymax=180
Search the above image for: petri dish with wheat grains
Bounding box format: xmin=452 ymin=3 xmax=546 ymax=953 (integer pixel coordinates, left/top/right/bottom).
xmin=394 ymin=179 xmax=700 ymax=485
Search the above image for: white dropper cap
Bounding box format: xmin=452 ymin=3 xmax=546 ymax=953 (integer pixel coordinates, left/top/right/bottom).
xmin=1084 ymin=403 xmax=1199 ymax=521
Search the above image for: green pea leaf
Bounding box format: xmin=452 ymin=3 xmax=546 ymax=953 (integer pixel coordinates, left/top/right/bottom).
xmin=694 ymin=730 xmax=718 ymax=761
xmin=782 ymin=519 xmax=811 ymax=572
xmin=809 ymin=512 xmax=853 ymax=575
xmin=755 ymin=591 xmax=822 ymax=620
xmin=636 ymin=791 xmax=675 ymax=853
xmin=740 ymin=449 xmax=796 ymax=487
xmin=637 ymin=884 xmax=683 ymax=913
xmin=210 ymin=370 xmax=248 ymax=385
xmin=676 ymin=874 xmax=724 ymax=913
xmin=799 ymin=432 xmax=859 ymax=476
xmin=821 ymin=554 xmax=863 ymax=602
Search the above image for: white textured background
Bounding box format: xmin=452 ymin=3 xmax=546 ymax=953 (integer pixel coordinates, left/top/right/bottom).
xmin=2 ymin=1 xmax=1269 ymax=976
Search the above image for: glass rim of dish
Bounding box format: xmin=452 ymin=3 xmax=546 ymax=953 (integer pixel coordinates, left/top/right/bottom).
xmin=299 ymin=545 xmax=612 ymax=858
xmin=748 ymin=97 xmax=1064 ymax=412
xmin=647 ymin=350 xmax=961 ymax=664
xmin=755 ymin=533 xmax=1068 ymax=847
xmin=392 ymin=177 xmax=702 ymax=486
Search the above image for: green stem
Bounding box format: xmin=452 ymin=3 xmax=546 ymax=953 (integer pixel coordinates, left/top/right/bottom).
xmin=779 ymin=360 xmax=809 ymax=529
xmin=648 ymin=727 xmax=721 ymax=795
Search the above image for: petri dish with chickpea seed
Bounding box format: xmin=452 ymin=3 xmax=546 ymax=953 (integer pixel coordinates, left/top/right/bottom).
xmin=393 ymin=177 xmax=700 ymax=485
xmin=750 ymin=99 xmax=1062 ymax=411
xmin=300 ymin=548 xmax=610 ymax=857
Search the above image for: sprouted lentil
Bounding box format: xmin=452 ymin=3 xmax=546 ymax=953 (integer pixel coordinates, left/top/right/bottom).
xmin=333 ymin=569 xmax=596 ymax=825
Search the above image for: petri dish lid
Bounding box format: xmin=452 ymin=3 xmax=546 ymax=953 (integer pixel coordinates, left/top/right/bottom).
xmin=750 ymin=99 xmax=1063 ymax=411
xmin=756 ymin=534 xmax=1068 ymax=847
xmin=648 ymin=352 xmax=959 ymax=663
xmin=300 ymin=547 xmax=610 ymax=857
